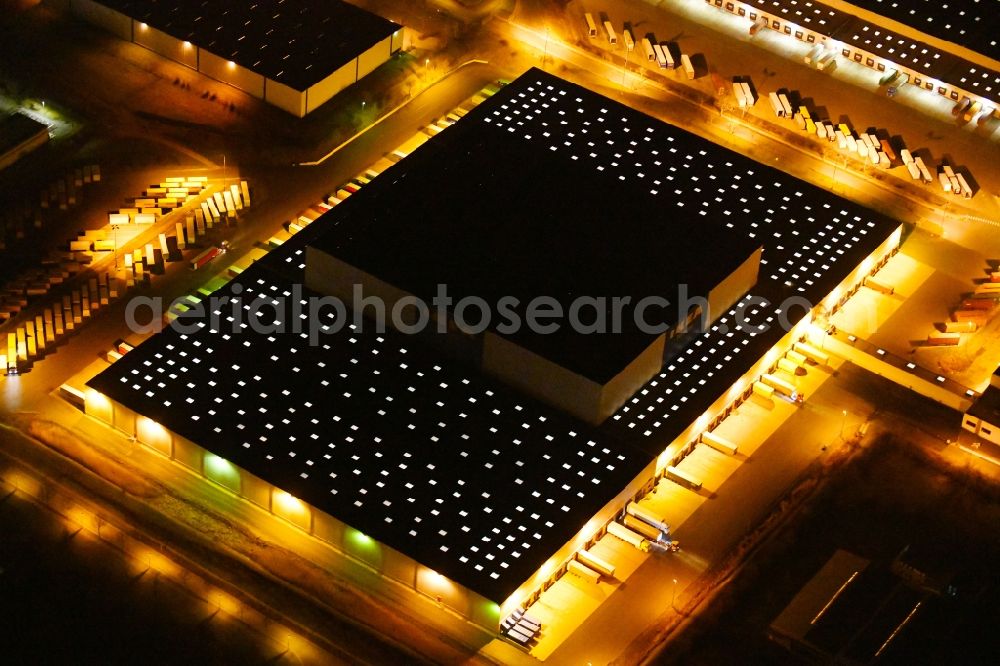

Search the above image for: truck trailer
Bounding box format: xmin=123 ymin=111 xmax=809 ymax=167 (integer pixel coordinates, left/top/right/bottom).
xmin=606 ymin=521 xmax=651 ymax=552
xmin=680 ymin=54 xmax=695 ymax=79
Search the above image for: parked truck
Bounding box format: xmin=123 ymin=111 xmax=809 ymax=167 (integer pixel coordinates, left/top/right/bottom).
xmin=762 ymin=373 xmax=801 ymax=401
xmin=622 ymin=514 xmax=664 ymax=542
xmin=626 ymin=501 xmax=670 ymax=534
xmin=914 ymin=156 xmax=933 ymax=183
xmin=642 ymin=37 xmax=656 ymax=61
xmin=701 ymin=430 xmax=738 ymax=455
xmin=680 ymin=54 xmax=695 ymax=79
xmin=769 ymin=92 xmax=785 ymax=117
xmin=189 ymin=246 xmax=221 ymax=271
xmin=666 ymin=465 xmax=702 ymax=491
xmin=733 ymin=82 xmax=748 ymax=107
xmin=926 ymin=331 xmax=961 ymax=346
xmin=567 ymin=559 xmax=602 ymax=583
xmin=778 ymin=93 xmax=793 ymax=117
xmin=604 ymin=21 xmax=617 ymax=45
xmin=606 ymin=521 xmax=651 ymax=552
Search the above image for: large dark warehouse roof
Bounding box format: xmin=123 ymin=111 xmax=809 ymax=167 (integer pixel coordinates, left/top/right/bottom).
xmin=95 ymin=0 xmax=400 ymax=90
xmin=88 ymin=68 xmax=900 ymax=602
xmin=309 ymin=68 xmax=896 ymax=382
xmin=88 ymin=263 xmax=651 ymax=603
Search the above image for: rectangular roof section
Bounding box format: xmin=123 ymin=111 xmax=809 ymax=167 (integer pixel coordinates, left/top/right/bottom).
xmin=87 ymin=259 xmax=651 ymax=603
xmin=96 ymin=0 xmax=400 ymax=90
xmin=308 ymin=69 xmax=762 ymax=383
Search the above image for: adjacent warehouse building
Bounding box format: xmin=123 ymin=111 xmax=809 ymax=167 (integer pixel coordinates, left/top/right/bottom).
xmin=704 ymin=0 xmax=1000 ymax=121
xmin=85 ymin=69 xmax=902 ymax=632
xmin=68 ymin=0 xmax=403 ymax=116
xmin=962 ymin=367 xmax=1000 ymax=446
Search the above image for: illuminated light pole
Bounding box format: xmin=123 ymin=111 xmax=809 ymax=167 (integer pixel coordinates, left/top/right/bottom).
xmin=543 ymin=26 xmax=550 ymax=70
xmin=671 ymin=578 xmax=678 ymax=610
xmin=839 ymin=409 xmax=848 ymax=439
xmin=112 ymin=224 xmax=120 ymax=271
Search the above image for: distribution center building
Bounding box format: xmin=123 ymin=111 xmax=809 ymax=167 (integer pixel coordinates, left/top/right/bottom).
xmin=68 ymin=0 xmax=403 ymax=116
xmin=85 ymin=69 xmax=902 ymax=631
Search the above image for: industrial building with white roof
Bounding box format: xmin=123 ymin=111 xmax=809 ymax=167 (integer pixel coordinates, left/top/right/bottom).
xmin=85 ymin=69 xmax=902 ymax=632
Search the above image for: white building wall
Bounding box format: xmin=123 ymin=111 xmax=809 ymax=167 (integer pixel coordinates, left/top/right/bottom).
xmin=306 ymin=59 xmax=357 ymax=114
xmin=134 ymin=22 xmax=197 ymax=69
xmin=356 ymin=37 xmax=391 ymax=81
xmin=265 ymin=78 xmax=308 ymax=118
xmin=198 ymin=50 xmax=265 ymax=99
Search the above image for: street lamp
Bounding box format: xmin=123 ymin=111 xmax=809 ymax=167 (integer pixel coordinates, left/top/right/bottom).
xmin=543 ymin=26 xmax=552 ymax=70
xmin=671 ymin=578 xmax=678 ymax=609
xmin=111 ymin=224 xmax=120 ymax=271
xmin=839 ymin=409 xmax=848 ymax=439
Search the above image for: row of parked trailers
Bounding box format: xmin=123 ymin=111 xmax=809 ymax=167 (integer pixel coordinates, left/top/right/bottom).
xmin=585 ymin=13 xmax=696 ymax=79
xmin=763 ymin=90 xmax=975 ymax=198
xmin=3 ymin=272 xmax=118 ymax=374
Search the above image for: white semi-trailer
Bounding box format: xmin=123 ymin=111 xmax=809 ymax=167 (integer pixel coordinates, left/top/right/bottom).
xmin=642 ymin=37 xmax=655 ymax=61
xmin=769 ymin=92 xmax=785 ymax=117
xmin=626 ymin=501 xmax=670 ymax=534
xmin=701 ymin=430 xmax=738 ymax=455
xmin=606 ymin=521 xmax=651 ymax=552
xmin=681 ymin=54 xmax=695 ymax=79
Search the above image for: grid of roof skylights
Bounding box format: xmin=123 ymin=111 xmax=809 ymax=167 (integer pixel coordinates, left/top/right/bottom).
xmin=484 ymin=75 xmax=887 ymax=299
xmin=847 ymin=21 xmax=950 ymax=73
xmin=608 ymin=293 xmax=785 ymax=439
xmin=745 ymin=0 xmax=848 ymax=29
xmin=89 ymin=267 xmax=648 ymax=601
xmin=850 ymin=0 xmax=998 ymax=61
